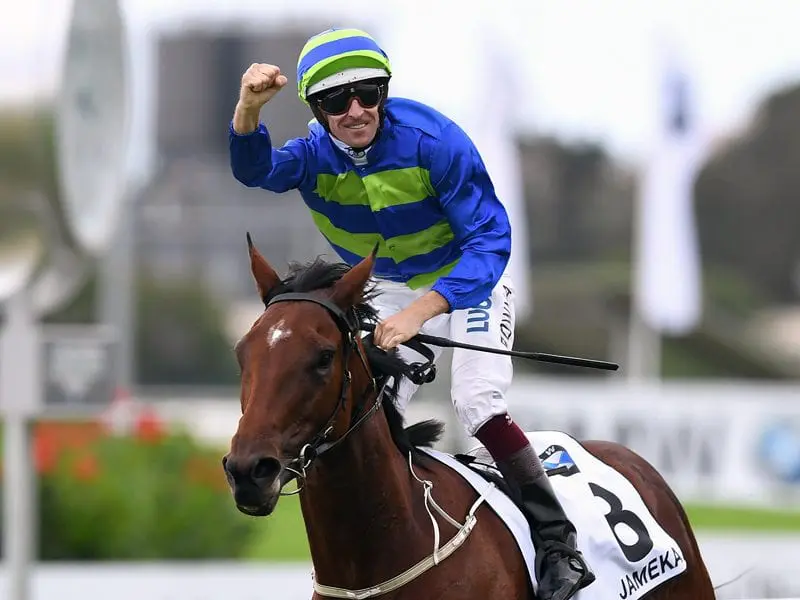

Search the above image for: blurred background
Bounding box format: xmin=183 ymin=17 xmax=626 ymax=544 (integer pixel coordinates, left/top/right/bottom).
xmin=2 ymin=0 xmax=800 ymax=598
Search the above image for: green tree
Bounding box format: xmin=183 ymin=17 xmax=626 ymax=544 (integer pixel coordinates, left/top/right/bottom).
xmin=136 ymin=275 xmax=239 ymax=385
xmin=695 ymin=83 xmax=800 ymax=302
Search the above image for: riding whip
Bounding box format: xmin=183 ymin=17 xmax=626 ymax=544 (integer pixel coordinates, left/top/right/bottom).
xmin=360 ymin=324 xmax=619 ymax=372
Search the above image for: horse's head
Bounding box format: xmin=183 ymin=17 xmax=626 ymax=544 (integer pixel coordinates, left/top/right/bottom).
xmin=222 ymin=235 xmax=378 ymax=517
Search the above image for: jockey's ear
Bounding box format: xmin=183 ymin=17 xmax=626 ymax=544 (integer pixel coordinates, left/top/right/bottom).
xmin=246 ymin=232 xmax=280 ymax=304
xmin=330 ymin=243 xmax=378 ymax=310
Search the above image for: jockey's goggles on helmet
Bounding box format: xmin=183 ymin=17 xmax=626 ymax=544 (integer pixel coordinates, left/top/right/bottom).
xmin=312 ymin=80 xmax=386 ymax=115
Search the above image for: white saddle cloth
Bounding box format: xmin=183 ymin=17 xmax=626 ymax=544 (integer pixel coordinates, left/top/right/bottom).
xmin=420 ymin=431 xmax=687 ymax=600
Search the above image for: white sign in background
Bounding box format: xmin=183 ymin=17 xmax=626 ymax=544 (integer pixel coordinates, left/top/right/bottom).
xmin=0 ymin=535 xmax=795 ymax=600
xmin=498 ymin=380 xmax=800 ymax=507
xmin=153 ymin=379 xmax=800 ymax=508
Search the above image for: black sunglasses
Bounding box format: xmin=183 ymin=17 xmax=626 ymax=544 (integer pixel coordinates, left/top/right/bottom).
xmin=313 ymin=81 xmax=385 ymax=115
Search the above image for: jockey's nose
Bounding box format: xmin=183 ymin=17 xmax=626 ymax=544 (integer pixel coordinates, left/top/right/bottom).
xmin=222 ymin=453 xmax=282 ymax=487
xmin=347 ymin=97 xmax=366 ymax=117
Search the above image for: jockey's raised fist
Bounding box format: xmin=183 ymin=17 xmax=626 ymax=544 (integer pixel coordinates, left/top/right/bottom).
xmin=239 ymin=63 xmax=288 ymax=109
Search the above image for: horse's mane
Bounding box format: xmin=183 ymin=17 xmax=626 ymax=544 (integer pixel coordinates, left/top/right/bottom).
xmin=263 ymin=256 xmax=445 ymax=459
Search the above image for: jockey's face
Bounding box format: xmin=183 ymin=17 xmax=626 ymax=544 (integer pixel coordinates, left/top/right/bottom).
xmin=314 ymin=80 xmax=385 ymax=149
xmin=326 ymin=97 xmax=380 ymax=148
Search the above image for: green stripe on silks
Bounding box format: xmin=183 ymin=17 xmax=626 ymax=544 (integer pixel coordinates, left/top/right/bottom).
xmin=315 ymin=171 xmax=368 ymax=207
xmin=385 ymin=221 xmax=454 ymax=263
xmin=311 ymin=210 xmax=385 ymax=257
xmin=315 ymin=167 xmax=435 ymax=210
xmin=309 ymin=211 xmax=455 ymax=264
xmin=406 ymin=259 xmax=459 ymax=289
xmin=364 ymin=168 xmax=435 ymax=211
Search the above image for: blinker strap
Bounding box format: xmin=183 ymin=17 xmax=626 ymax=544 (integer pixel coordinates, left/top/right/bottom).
xmin=268 ymin=292 xmax=358 ymax=333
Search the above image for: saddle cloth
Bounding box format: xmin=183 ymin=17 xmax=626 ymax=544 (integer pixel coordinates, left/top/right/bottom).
xmin=420 ymin=431 xmax=687 ymax=600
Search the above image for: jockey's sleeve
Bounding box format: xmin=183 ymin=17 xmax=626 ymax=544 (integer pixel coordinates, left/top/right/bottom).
xmin=228 ymin=121 xmax=310 ymax=192
xmin=428 ymin=123 xmax=512 ymax=312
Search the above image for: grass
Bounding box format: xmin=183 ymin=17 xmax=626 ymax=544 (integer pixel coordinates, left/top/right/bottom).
xmin=243 ymin=496 xmax=800 ymax=561
xmin=244 ymin=496 xmax=309 ymax=561
xmin=684 ymin=502 xmax=800 ymax=532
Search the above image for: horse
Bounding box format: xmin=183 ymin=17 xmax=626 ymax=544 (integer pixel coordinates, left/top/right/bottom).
xmin=222 ymin=236 xmax=716 ymax=600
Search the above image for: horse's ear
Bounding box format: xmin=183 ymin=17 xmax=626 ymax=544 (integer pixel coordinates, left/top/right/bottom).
xmin=330 ymin=243 xmax=378 ymax=309
xmin=247 ymin=232 xmax=280 ymax=302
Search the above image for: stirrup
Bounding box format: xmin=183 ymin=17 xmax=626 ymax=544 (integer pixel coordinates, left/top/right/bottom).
xmin=535 ymin=540 xmax=592 ymax=579
xmin=535 ymin=541 xmax=595 ymax=600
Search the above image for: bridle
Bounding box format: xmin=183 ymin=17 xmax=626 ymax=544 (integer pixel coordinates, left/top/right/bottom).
xmin=263 ymin=291 xmax=497 ymax=599
xmin=265 ymin=291 xmax=436 ymax=495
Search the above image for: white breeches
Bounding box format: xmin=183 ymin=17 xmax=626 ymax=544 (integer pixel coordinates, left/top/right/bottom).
xmin=370 ymin=274 xmax=516 ymax=436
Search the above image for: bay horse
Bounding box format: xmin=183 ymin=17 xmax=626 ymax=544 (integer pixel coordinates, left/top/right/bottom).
xmin=223 ymin=236 xmax=716 ymax=600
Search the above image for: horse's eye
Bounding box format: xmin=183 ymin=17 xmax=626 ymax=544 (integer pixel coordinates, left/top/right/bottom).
xmin=315 ymin=349 xmax=335 ymax=371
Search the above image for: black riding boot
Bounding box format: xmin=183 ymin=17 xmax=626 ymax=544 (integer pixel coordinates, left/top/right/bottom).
xmin=496 ymin=445 xmax=596 ymax=600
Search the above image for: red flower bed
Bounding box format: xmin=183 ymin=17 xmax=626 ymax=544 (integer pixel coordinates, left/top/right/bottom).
xmin=0 ymin=405 xmax=258 ymax=560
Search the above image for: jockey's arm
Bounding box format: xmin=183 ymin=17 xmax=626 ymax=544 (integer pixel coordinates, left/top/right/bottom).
xmin=403 ymin=289 xmax=451 ymax=322
xmin=426 ymin=123 xmax=512 ymax=312
xmin=232 ymin=102 xmax=261 ymax=135
xmin=228 ymin=111 xmax=311 ymax=193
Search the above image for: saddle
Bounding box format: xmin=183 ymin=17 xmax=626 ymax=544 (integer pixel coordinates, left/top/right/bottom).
xmin=454 ymin=447 xmax=519 ymax=499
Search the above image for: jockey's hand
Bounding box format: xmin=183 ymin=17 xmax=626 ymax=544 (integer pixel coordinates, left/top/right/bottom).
xmin=238 ymin=63 xmax=288 ymax=110
xmin=373 ymin=308 xmax=427 ymax=351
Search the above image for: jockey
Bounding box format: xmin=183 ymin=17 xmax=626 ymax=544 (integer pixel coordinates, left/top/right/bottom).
xmin=228 ymin=27 xmax=595 ymax=600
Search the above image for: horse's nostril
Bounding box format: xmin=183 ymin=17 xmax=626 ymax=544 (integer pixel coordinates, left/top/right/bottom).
xmin=251 ymin=457 xmax=281 ymax=482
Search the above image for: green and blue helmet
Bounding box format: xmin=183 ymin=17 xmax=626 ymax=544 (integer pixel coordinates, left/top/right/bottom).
xmin=297 ymin=28 xmax=392 ymax=104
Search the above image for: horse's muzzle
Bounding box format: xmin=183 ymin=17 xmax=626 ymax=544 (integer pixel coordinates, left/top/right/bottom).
xmin=222 ymin=453 xmax=283 ymax=516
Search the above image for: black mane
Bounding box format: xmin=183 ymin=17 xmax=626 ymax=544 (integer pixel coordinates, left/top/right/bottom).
xmin=263 ymin=256 xmax=445 ymax=458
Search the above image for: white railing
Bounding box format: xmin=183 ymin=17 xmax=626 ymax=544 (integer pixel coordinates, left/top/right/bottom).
xmin=0 ymin=565 xmax=794 ymax=600
xmin=148 ymin=379 xmax=800 ymax=510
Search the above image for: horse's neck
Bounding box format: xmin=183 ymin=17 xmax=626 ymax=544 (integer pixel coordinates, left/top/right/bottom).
xmin=299 ymin=410 xmax=425 ymax=587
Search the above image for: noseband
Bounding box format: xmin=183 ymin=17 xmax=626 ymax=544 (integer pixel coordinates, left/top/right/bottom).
xmin=264 ymin=292 xmax=387 ymax=494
